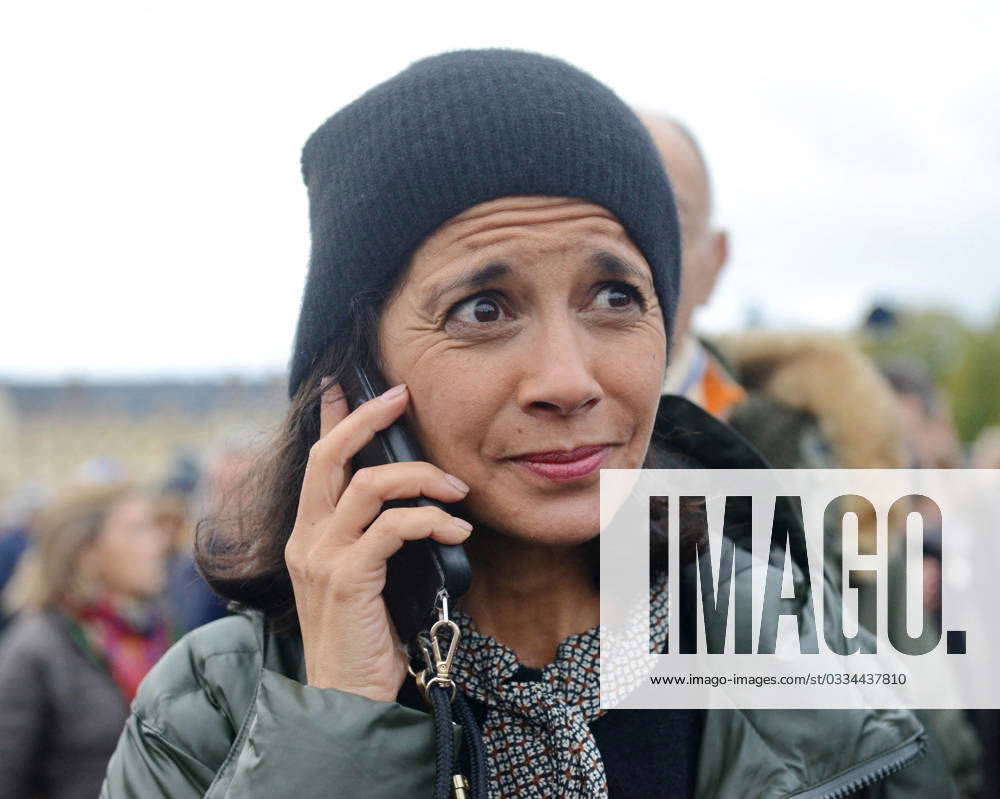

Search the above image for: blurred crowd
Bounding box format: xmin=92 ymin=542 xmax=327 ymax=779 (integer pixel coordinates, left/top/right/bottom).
xmin=0 ymin=113 xmax=998 ymax=799
xmin=0 ymin=446 xmax=255 ymax=798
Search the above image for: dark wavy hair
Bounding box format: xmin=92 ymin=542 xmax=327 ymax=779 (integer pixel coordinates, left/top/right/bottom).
xmin=195 ymin=292 xmax=697 ymax=633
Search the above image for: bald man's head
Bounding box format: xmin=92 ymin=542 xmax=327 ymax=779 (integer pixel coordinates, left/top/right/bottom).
xmin=641 ymin=114 xmax=713 ymax=239
xmin=641 ymin=113 xmax=728 ymax=345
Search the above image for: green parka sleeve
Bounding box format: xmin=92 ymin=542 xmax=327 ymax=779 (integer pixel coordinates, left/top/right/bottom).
xmin=100 ymin=615 xmax=442 ymax=799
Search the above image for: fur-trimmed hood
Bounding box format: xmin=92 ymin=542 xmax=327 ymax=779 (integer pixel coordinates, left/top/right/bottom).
xmin=710 ymin=331 xmax=906 ymax=470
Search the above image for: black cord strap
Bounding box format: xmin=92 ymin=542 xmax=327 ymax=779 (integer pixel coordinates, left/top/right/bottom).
xmin=453 ymin=691 xmax=488 ymax=799
xmin=429 ymin=682 xmax=457 ymax=799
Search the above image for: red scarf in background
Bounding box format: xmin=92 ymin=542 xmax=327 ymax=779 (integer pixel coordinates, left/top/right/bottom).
xmin=71 ymin=598 xmax=171 ymax=703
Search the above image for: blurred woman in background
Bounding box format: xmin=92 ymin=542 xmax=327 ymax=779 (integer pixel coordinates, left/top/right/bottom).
xmin=0 ymin=483 xmax=172 ymax=799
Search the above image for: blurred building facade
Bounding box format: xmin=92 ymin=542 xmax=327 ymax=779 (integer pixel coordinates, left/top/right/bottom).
xmin=0 ymin=377 xmax=286 ymax=504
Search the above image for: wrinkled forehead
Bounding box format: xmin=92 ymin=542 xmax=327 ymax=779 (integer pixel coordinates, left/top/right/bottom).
xmin=402 ymin=196 xmax=651 ymax=284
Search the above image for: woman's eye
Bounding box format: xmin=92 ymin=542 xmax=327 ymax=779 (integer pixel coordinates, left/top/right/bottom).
xmin=593 ymin=282 xmax=642 ymax=311
xmin=449 ymin=294 xmax=507 ymax=325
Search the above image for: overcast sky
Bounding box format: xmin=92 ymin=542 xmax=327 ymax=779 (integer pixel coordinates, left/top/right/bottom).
xmin=2 ymin=1 xmax=997 ymax=380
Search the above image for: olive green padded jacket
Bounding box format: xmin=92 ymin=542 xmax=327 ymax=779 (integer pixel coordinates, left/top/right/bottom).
xmin=100 ymin=609 xmax=955 ymax=799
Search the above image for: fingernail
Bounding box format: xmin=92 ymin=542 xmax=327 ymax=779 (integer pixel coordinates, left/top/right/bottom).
xmin=320 ymin=376 xmax=334 ymax=390
xmin=445 ymin=473 xmax=470 ymax=493
xmin=452 ymin=518 xmax=473 ymax=532
xmin=380 ymin=383 xmax=407 ymax=402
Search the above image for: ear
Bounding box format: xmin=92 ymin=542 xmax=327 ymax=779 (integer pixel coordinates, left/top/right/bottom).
xmin=703 ymin=229 xmax=729 ymax=297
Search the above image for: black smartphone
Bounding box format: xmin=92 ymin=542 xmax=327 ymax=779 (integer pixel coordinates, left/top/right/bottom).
xmin=338 ymin=362 xmax=473 ymax=650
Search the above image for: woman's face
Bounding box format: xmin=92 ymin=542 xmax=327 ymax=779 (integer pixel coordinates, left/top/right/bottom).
xmin=378 ymin=196 xmax=667 ymax=546
xmin=82 ymin=494 xmax=168 ymax=600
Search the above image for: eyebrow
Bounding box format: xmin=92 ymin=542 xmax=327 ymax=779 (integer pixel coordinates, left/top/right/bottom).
xmin=588 ymin=251 xmax=655 ymax=291
xmin=423 ymin=261 xmax=512 ymax=309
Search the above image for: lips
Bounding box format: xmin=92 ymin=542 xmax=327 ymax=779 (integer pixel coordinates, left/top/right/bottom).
xmin=509 ymin=445 xmax=611 ymax=483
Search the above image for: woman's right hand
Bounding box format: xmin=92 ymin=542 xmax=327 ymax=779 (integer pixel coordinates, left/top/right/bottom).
xmin=284 ymin=380 xmax=473 ymax=703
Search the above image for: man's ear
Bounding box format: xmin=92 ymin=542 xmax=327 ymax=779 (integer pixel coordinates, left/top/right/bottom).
xmin=704 ymin=229 xmax=729 ymax=297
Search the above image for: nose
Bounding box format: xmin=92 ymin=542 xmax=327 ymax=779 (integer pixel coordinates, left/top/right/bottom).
xmin=516 ymin=314 xmax=603 ymax=417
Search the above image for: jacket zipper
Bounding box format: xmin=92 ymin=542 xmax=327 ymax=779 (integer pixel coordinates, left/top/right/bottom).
xmin=787 ymin=735 xmax=927 ymax=799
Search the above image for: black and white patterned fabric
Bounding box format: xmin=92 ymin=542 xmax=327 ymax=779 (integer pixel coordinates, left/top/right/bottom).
xmin=449 ymin=570 xmax=670 ymax=798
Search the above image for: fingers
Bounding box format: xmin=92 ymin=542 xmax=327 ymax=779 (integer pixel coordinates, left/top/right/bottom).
xmin=287 ymin=503 xmax=473 ymax=599
xmin=296 ymin=382 xmax=410 ymax=527
xmin=310 ymin=380 xmax=350 ymax=518
xmin=348 ymin=505 xmax=473 ymax=572
xmin=329 ymin=461 xmax=470 ymax=546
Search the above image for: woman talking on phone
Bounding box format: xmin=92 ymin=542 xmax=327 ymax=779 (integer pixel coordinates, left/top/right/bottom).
xmin=101 ymin=50 xmax=954 ymax=798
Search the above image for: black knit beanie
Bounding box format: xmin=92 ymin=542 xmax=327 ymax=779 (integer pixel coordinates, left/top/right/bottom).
xmin=289 ymin=48 xmax=680 ymax=398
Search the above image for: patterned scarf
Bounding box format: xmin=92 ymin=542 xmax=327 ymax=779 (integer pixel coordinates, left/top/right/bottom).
xmin=72 ymin=598 xmax=172 ymax=703
xmin=450 ymin=570 xmax=670 ymax=799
